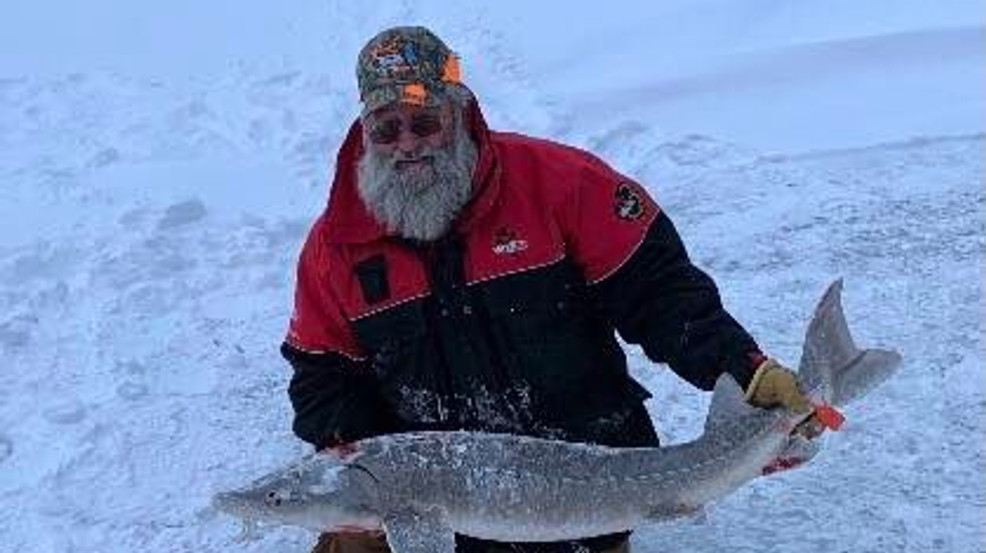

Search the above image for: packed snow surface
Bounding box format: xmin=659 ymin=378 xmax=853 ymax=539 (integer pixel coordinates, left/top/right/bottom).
xmin=1 ymin=2 xmax=983 ymax=552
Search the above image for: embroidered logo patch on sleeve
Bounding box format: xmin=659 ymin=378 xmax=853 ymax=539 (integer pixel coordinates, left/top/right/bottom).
xmin=614 ymin=182 xmax=645 ymax=221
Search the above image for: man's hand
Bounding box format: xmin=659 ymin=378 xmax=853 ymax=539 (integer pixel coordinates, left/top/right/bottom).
xmin=319 ymin=431 xmax=360 ymax=459
xmin=744 ymin=358 xmax=825 ymax=439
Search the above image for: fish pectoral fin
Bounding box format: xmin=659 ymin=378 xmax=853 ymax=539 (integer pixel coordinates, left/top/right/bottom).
xmin=382 ymin=506 xmax=456 ymax=553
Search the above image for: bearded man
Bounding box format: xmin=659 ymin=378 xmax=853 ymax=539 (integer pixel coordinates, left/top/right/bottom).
xmin=282 ymin=26 xmax=822 ymax=553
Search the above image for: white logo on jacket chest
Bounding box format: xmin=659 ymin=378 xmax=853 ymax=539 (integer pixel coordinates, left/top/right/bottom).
xmin=492 ymin=226 xmax=529 ymax=255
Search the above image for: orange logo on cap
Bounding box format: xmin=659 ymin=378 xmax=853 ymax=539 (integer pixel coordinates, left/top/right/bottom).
xmin=442 ymin=54 xmax=461 ymax=83
xmin=401 ymin=83 xmax=427 ymax=106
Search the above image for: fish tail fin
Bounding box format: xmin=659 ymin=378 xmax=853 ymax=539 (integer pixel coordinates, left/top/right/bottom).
xmin=798 ymin=279 xmax=902 ymax=407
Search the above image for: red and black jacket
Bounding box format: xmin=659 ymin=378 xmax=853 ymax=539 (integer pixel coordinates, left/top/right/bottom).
xmin=282 ymin=100 xmax=763 ymax=451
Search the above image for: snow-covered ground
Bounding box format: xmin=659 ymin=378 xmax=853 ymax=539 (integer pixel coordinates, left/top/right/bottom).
xmin=1 ymin=2 xmax=983 ymax=552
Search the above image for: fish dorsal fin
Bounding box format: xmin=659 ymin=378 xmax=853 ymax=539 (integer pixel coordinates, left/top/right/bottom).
xmin=704 ymin=373 xmax=758 ymax=432
xmin=383 ymin=506 xmax=455 ymax=553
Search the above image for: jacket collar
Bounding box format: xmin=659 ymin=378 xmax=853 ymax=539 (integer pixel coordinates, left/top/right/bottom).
xmin=321 ymin=99 xmax=500 ymax=245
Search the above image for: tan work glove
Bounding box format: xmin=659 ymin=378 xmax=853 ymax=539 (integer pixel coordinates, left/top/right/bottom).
xmin=744 ymin=358 xmax=825 ymax=438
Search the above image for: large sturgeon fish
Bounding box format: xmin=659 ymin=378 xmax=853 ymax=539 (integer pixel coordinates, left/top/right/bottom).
xmin=213 ymin=280 xmax=901 ymax=552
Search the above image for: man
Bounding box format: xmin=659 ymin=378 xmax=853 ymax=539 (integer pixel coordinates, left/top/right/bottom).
xmin=282 ymin=26 xmax=821 ymax=553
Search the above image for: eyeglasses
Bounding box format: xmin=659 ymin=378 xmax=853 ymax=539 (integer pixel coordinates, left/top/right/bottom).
xmin=367 ymin=111 xmax=445 ymax=145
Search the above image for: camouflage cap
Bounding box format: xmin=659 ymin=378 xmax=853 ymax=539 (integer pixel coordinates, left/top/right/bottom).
xmin=356 ymin=26 xmax=462 ymax=114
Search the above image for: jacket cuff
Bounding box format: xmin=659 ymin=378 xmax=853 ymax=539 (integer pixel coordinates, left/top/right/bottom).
xmin=728 ymin=350 xmax=768 ymax=392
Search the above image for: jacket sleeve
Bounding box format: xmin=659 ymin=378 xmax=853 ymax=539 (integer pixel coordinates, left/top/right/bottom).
xmin=282 ymin=219 xmax=397 ymax=448
xmin=549 ymin=149 xmax=762 ymax=390
xmin=282 ymin=343 xmax=399 ymax=448
xmin=591 ymin=211 xmax=764 ymax=390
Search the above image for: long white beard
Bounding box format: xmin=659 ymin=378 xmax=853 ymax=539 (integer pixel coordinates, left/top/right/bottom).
xmin=356 ymin=120 xmax=478 ymax=242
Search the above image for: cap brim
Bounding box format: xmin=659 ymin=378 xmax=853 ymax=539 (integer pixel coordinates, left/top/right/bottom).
xmin=361 ymin=83 xmax=445 ymax=115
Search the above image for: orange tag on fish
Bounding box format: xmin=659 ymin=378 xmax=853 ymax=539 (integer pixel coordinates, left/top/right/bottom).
xmin=813 ymin=403 xmax=845 ymax=431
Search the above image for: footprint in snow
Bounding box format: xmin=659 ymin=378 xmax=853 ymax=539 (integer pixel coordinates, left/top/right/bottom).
xmin=43 ymin=401 xmax=88 ymax=425
xmin=116 ymin=381 xmax=149 ymax=400
xmin=0 ymin=435 xmax=11 ymax=464
xmin=157 ymin=199 xmax=207 ymax=230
